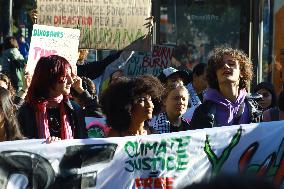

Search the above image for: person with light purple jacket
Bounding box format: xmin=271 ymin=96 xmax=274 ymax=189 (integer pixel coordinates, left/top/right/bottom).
xmin=190 ymin=47 xmax=262 ymax=129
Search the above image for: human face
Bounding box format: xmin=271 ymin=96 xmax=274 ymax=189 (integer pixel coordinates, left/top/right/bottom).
xmin=257 ymin=88 xmax=272 ymax=110
xmin=164 ymin=88 xmax=189 ymax=119
xmin=194 ymin=72 xmax=207 ymax=92
xmin=49 ymin=68 xmax=73 ymax=97
xmin=0 ymin=80 xmax=8 ymax=89
xmin=131 ymin=94 xmax=154 ymax=122
xmin=216 ymin=55 xmax=240 ymax=86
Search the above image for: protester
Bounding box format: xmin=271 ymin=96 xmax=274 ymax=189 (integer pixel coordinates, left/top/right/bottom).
xmin=149 ymin=83 xmax=190 ymax=133
xmin=70 ymin=76 xmax=106 ymax=138
xmin=263 ymin=89 xmax=284 ymax=121
xmin=0 ymin=73 xmax=15 ymax=95
xmin=0 ymin=73 xmax=26 ymax=106
xmin=187 ymin=63 xmax=207 ymax=106
xmin=18 ymin=55 xmax=87 ymax=142
xmin=254 ymin=82 xmax=277 ymax=111
xmin=183 ymin=63 xmax=207 ymax=121
xmin=0 ymin=87 xmax=23 ymax=141
xmin=100 ymin=75 xmax=163 ymax=137
xmin=190 ymin=47 xmax=262 ymax=129
xmin=0 ymin=36 xmax=26 ymax=92
xmin=158 ymin=67 xmax=191 ymax=87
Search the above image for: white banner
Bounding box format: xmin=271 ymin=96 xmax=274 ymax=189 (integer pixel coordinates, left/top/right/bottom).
xmin=1 ymin=121 xmax=284 ymax=188
xmin=36 ymin=0 xmax=151 ymax=49
xmin=26 ymin=24 xmax=80 ymax=74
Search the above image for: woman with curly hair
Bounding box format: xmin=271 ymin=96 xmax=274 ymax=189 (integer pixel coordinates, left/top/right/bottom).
xmin=0 ymin=87 xmax=23 ymax=141
xmin=100 ymin=75 xmax=163 ymax=137
xmin=190 ymin=47 xmax=262 ymax=129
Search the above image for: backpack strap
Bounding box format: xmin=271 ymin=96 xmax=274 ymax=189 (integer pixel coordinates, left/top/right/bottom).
xmin=233 ymin=101 xmax=245 ymax=125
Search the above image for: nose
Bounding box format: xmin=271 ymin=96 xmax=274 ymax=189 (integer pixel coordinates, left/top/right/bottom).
xmin=66 ymin=75 xmax=73 ymax=85
xmin=223 ymin=63 xmax=230 ymax=69
xmin=145 ymin=98 xmax=154 ymax=108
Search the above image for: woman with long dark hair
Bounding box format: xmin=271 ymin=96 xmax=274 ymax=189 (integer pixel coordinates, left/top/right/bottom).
xmin=0 ymin=87 xmax=23 ymax=141
xmin=18 ymin=55 xmax=87 ymax=142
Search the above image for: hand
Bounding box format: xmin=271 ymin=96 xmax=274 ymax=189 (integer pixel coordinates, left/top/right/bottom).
xmin=46 ymin=136 xmax=61 ymax=144
xmin=143 ymin=16 xmax=154 ymax=35
xmin=29 ymin=9 xmax=38 ymax=24
xmin=72 ymin=76 xmax=84 ymax=94
xmin=22 ymin=71 xmax=32 ymax=91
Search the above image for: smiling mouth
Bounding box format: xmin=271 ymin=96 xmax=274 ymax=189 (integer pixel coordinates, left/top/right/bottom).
xmin=223 ymin=71 xmax=232 ymax=75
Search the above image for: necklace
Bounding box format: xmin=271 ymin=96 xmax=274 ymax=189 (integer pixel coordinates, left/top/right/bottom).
xmin=47 ymin=107 xmax=61 ymax=136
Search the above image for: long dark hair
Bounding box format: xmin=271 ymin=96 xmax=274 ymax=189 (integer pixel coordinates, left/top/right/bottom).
xmin=0 ymin=87 xmax=23 ymax=140
xmin=27 ymin=55 xmax=72 ymax=103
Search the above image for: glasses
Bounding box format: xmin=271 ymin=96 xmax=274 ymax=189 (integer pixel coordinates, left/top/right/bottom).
xmin=134 ymin=96 xmax=152 ymax=104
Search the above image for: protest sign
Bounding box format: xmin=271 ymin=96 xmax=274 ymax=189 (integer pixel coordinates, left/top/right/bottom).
xmin=26 ymin=24 xmax=80 ymax=74
xmin=124 ymin=45 xmax=174 ymax=77
xmin=1 ymin=121 xmax=284 ymax=188
xmin=36 ymin=0 xmax=151 ymax=49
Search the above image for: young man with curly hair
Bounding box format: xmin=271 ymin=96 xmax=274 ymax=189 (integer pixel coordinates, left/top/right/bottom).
xmin=190 ymin=47 xmax=262 ymax=129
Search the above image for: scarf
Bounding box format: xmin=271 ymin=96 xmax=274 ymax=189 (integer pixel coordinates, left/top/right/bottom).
xmin=151 ymin=112 xmax=171 ymax=134
xmin=35 ymin=95 xmax=73 ymax=139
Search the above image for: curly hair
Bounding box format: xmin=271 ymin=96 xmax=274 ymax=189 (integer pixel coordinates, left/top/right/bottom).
xmin=100 ymin=75 xmax=164 ymax=131
xmin=206 ymin=47 xmax=253 ymax=90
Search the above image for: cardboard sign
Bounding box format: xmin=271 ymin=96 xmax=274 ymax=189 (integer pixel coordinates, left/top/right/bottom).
xmin=36 ymin=0 xmax=151 ymax=49
xmin=27 ymin=24 xmax=80 ymax=74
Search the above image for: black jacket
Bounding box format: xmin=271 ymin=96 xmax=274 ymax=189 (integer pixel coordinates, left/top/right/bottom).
xmin=77 ymin=51 xmax=122 ymax=80
xmin=17 ymin=100 xmax=87 ymax=139
xmin=190 ymin=96 xmax=262 ymax=130
xmin=75 ymin=90 xmax=103 ymax=118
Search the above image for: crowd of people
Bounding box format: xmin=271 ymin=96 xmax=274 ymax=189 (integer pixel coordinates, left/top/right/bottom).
xmin=0 ymin=39 xmax=283 ymax=141
xmin=0 ymin=34 xmax=283 ymax=188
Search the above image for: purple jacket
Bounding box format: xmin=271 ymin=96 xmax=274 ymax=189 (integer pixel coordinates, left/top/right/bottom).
xmin=203 ymin=88 xmax=249 ymax=126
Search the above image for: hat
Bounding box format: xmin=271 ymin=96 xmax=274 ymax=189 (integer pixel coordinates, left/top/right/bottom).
xmin=158 ymin=67 xmax=191 ymax=85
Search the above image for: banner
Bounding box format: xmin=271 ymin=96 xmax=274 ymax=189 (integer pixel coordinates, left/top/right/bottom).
xmin=124 ymin=45 xmax=174 ymax=77
xmin=1 ymin=121 xmax=284 ymax=188
xmin=36 ymin=0 xmax=151 ymax=49
xmin=26 ymin=24 xmax=80 ymax=74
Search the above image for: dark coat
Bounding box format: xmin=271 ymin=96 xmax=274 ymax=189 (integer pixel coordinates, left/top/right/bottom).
xmin=190 ymin=96 xmax=262 ymax=130
xmin=17 ymin=100 xmax=87 ymax=139
xmin=77 ymin=51 xmax=122 ymax=80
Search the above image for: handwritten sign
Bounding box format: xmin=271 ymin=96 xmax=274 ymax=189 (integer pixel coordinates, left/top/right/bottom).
xmin=36 ymin=0 xmax=151 ymax=49
xmin=27 ymin=24 xmax=80 ymax=74
xmin=125 ymin=45 xmax=174 ymax=76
